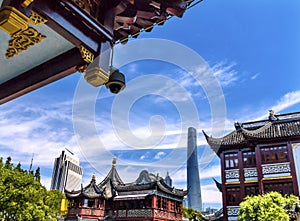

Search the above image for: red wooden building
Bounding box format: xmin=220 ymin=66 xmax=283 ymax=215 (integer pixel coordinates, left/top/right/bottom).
xmin=65 ymin=157 xmax=186 ymax=221
xmin=204 ymin=111 xmax=300 ymax=221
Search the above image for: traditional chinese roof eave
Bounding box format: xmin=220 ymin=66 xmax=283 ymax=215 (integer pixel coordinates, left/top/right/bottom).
xmin=241 ymin=120 xmax=300 ymax=141
xmin=157 ymin=180 xmax=187 ymax=197
xmin=203 ymin=113 xmax=300 ymax=154
xmin=98 ymin=165 xmax=124 ymax=190
xmin=115 ymin=182 xmax=156 ymax=192
xmin=66 ymin=178 xmax=103 ymax=199
xmin=202 ymin=130 xmax=248 ymax=156
xmin=213 ymin=178 xmax=222 ymax=192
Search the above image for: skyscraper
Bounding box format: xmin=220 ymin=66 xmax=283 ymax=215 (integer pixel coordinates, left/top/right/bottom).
xmin=187 ymin=127 xmax=202 ymax=211
xmin=50 ymin=149 xmax=83 ymax=193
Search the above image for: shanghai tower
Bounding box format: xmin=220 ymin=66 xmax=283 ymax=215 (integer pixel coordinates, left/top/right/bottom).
xmin=187 ymin=127 xmax=202 ymax=211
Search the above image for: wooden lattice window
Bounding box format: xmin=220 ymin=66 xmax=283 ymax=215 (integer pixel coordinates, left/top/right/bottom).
xmin=245 ymin=185 xmax=259 ymax=196
xmin=261 ymin=146 xmax=288 ymax=164
xmin=264 ymin=182 xmax=294 ymax=195
xmin=243 ymin=151 xmax=256 ymax=168
xmin=226 ymin=187 xmax=241 ymax=206
xmin=157 ymin=196 xmax=162 ymax=209
xmin=225 ymin=153 xmax=239 ymax=169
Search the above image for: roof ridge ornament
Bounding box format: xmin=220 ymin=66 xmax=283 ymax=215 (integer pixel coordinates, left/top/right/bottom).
xmin=234 ymin=121 xmax=242 ymax=132
xmin=112 ymin=155 xmax=117 ymax=167
xmin=269 ymin=109 xmax=278 ymax=121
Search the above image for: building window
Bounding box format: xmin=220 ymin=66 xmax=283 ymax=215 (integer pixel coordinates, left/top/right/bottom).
xmin=225 ymin=153 xmax=239 ymax=169
xmin=88 ymin=199 xmax=94 ymax=207
xmin=175 ymin=201 xmax=181 ymax=213
xmin=84 ymin=198 xmax=88 ymax=207
xmin=245 ymin=185 xmax=259 ymax=196
xmin=170 ymin=200 xmax=175 ymax=212
xmin=162 ymin=198 xmax=168 ymax=210
xmin=226 ymin=187 xmax=241 ymax=206
xmin=261 ymin=146 xmax=288 ymax=164
xmin=157 ymin=196 xmax=162 ymax=209
xmin=264 ymin=182 xmax=294 ymax=195
xmin=243 ymin=151 xmax=256 ymax=168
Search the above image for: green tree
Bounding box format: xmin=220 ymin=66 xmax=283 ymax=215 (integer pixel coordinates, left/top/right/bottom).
xmin=183 ymin=206 xmax=205 ymax=221
xmin=34 ymin=167 xmax=41 ymax=182
xmin=0 ymin=156 xmax=65 ymax=221
xmin=4 ymin=156 xmax=13 ymax=170
xmin=238 ymin=191 xmax=300 ymax=221
xmin=14 ymin=162 xmax=22 ymax=172
xmin=0 ymin=157 xmax=3 ymax=168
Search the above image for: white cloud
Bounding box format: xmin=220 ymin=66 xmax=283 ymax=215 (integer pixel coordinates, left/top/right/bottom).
xmin=251 ymin=73 xmax=260 ymax=80
xmin=201 ymin=184 xmax=222 ymax=204
xmin=154 ymin=151 xmax=166 ymax=159
xmin=251 ymin=90 xmax=300 ymax=121
xmin=211 ymin=61 xmax=239 ymax=87
xmin=270 ymin=90 xmax=300 ymax=114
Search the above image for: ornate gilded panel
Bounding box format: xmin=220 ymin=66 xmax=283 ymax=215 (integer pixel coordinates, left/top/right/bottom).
xmin=6 ymin=27 xmax=46 ymax=58
xmin=227 ymin=206 xmax=240 ymax=219
xmin=262 ymin=162 xmax=291 ymax=178
xmin=244 ymin=167 xmax=258 ymax=181
xmin=117 ymin=210 xmax=126 ymax=217
xmin=21 ymin=0 xmax=34 ymax=8
xmin=127 ymin=209 xmax=152 ymax=217
xmin=0 ymin=6 xmax=48 ymax=58
xmin=29 ymin=11 xmax=48 ymax=25
xmin=225 ymin=169 xmax=240 ymax=183
xmin=80 ymin=45 xmax=94 ymax=63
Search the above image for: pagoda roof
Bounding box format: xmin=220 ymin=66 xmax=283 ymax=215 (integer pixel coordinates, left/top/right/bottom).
xmin=203 ymin=111 xmax=300 ymax=155
xmin=66 ymin=157 xmax=187 ymax=200
xmin=65 ymin=175 xmax=102 ymax=199
xmin=115 ymin=170 xmax=187 ymax=197
xmin=98 ymin=156 xmax=124 ymax=190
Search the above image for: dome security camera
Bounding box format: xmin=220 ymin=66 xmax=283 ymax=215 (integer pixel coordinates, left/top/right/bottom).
xmin=105 ymin=69 xmax=126 ymax=94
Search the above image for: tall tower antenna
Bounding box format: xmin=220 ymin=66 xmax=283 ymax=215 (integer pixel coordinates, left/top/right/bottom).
xmin=29 ymin=153 xmax=34 ymax=172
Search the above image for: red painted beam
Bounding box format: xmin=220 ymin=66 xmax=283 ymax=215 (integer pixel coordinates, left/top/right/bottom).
xmin=0 ymin=47 xmax=85 ymax=105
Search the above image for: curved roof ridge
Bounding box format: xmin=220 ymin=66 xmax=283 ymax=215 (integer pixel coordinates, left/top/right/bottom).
xmin=98 ymin=157 xmax=124 ymax=189
xmin=240 ymin=121 xmax=273 ymax=136
xmin=66 ymin=175 xmax=102 ymax=198
xmin=203 ymin=130 xmax=246 ymax=147
xmin=157 ymin=179 xmax=187 ymax=197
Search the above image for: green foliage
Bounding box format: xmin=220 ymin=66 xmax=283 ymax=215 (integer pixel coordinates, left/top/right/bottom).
xmin=34 ymin=167 xmax=41 ymax=182
xmin=0 ymin=156 xmax=65 ymax=221
xmin=238 ymin=191 xmax=300 ymax=221
xmin=183 ymin=206 xmax=205 ymax=221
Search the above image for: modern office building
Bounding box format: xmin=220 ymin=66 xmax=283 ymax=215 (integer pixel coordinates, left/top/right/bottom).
xmin=187 ymin=127 xmax=202 ymax=212
xmin=50 ymin=149 xmax=83 ymax=193
xmin=204 ymin=110 xmax=300 ymax=221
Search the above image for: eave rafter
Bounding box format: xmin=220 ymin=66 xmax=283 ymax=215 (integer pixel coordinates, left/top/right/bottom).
xmin=0 ymin=0 xmax=197 ymax=104
xmin=204 ymin=112 xmax=300 ymax=156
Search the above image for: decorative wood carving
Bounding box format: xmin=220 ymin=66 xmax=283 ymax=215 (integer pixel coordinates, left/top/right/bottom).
xmin=29 ymin=11 xmax=48 ymax=25
xmin=6 ymin=27 xmax=46 ymax=58
xmin=21 ymin=0 xmax=35 ymax=8
xmin=79 ymin=45 xmax=94 ymax=63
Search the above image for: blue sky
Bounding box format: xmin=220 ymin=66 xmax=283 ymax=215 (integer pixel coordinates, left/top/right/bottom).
xmin=1 ymin=0 xmax=300 ymax=210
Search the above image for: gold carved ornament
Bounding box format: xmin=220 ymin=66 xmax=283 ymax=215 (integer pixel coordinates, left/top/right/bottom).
xmin=77 ymin=45 xmax=94 ymax=73
xmin=6 ymin=27 xmax=46 ymax=58
xmin=21 ymin=0 xmax=35 ymax=8
xmin=29 ymin=11 xmax=48 ymax=25
xmin=79 ymin=45 xmax=94 ymax=63
xmin=0 ymin=6 xmax=47 ymax=58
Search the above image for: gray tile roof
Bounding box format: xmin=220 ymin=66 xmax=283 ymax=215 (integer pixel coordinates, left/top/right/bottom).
xmin=203 ymin=111 xmax=300 ymax=155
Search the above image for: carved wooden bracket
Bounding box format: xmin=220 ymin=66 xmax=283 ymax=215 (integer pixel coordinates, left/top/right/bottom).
xmin=6 ymin=27 xmax=46 ymax=58
xmin=0 ymin=6 xmax=48 ymax=58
